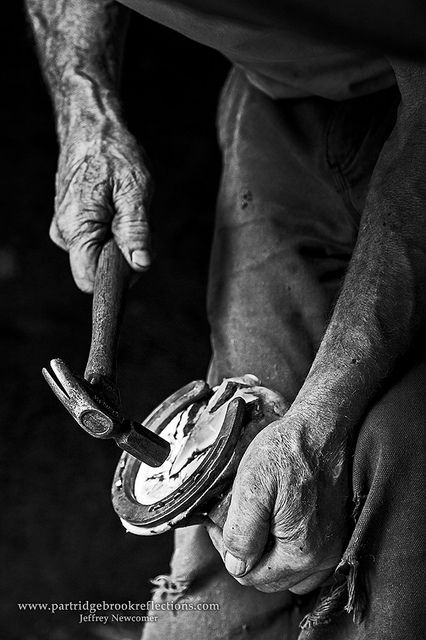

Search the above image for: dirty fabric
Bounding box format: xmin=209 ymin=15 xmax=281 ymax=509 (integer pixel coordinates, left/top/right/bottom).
xmin=118 ymin=0 xmax=395 ymax=100
xmin=143 ymin=525 xmax=305 ymax=639
xmin=142 ymin=69 xmax=426 ymax=639
xmin=299 ymin=358 xmax=426 ymax=639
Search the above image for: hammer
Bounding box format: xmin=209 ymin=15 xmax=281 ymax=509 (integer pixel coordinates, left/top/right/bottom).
xmin=43 ymin=239 xmax=171 ymax=467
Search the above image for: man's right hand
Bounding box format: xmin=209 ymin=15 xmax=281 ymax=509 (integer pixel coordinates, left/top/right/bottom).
xmin=26 ymin=0 xmax=145 ymax=291
xmin=51 ymin=123 xmax=153 ymax=292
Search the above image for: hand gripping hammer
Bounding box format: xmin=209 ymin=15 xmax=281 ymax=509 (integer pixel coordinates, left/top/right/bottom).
xmin=42 ymin=239 xmax=171 ymax=467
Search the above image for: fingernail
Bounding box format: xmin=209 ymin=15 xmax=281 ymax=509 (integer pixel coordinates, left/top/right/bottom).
xmin=132 ymin=249 xmax=150 ymax=268
xmin=225 ymin=552 xmax=246 ymax=577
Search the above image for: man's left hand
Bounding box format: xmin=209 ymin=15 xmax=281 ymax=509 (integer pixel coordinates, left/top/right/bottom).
xmin=207 ymin=406 xmax=350 ymax=593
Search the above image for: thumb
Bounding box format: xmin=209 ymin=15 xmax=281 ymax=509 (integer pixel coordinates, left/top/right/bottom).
xmin=112 ymin=182 xmax=152 ymax=273
xmin=222 ymin=466 xmax=273 ymax=578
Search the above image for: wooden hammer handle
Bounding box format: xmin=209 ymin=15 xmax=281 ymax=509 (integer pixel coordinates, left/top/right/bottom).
xmin=84 ymin=239 xmax=132 ymax=386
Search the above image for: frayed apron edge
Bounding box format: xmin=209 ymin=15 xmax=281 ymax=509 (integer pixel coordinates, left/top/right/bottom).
xmin=299 ymin=555 xmax=366 ymax=630
xmin=300 ymin=491 xmax=369 ymax=630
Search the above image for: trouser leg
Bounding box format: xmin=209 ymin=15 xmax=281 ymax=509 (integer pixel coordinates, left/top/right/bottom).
xmin=207 ymin=69 xmax=359 ymax=402
xmin=142 ymin=525 xmax=300 ymax=640
xmin=142 ymin=70 xmax=399 ymax=640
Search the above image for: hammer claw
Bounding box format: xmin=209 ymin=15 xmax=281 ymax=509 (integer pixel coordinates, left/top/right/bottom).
xmin=43 ymin=358 xmax=104 ymax=425
xmin=42 ymin=366 xmax=75 ymax=414
xmin=49 ymin=359 xmax=92 ymax=404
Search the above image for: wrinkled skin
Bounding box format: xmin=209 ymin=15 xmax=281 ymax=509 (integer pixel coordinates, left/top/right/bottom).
xmin=51 ymin=124 xmax=153 ymax=292
xmin=207 ymin=405 xmax=348 ymax=593
xmin=26 ymin=0 xmax=153 ymax=293
xmin=27 ymin=0 xmax=426 ymax=599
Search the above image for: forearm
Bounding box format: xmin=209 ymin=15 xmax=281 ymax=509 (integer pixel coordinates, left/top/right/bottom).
xmin=295 ymin=67 xmax=426 ymax=441
xmin=26 ymin=0 xmax=129 ymax=142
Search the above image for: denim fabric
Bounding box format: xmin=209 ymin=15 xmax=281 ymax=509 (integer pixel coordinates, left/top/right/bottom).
xmin=207 ymin=69 xmax=399 ymax=402
xmin=142 ymin=70 xmax=426 ymax=639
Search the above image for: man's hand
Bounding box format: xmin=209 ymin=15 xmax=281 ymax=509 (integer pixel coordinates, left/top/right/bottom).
xmin=52 ymin=125 xmax=153 ymax=292
xmin=26 ymin=0 xmax=149 ymax=291
xmin=207 ymin=404 xmax=349 ymax=593
xmin=208 ymin=57 xmax=426 ymax=595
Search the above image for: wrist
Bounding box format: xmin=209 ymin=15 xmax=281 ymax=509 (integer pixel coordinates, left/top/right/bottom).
xmin=297 ymin=366 xmax=372 ymax=424
xmin=288 ymin=356 xmax=381 ymax=450
xmin=294 ymin=313 xmax=397 ymax=430
xmin=274 ymin=399 xmax=349 ymax=467
xmin=53 ymin=71 xmax=124 ymax=144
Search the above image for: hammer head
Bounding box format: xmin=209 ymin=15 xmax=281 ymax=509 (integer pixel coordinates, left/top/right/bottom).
xmin=42 ymin=358 xmax=171 ymax=467
xmin=43 ymin=358 xmax=120 ymax=438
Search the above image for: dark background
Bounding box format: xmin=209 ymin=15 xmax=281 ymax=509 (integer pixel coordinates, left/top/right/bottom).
xmin=1 ymin=3 xmax=229 ymax=638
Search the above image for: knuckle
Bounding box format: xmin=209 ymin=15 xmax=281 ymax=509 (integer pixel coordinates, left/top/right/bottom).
xmin=64 ymin=216 xmax=105 ymax=249
xmin=222 ymin=528 xmax=240 ymax=552
xmin=234 ymin=464 xmax=276 ymax=513
xmin=114 ymin=171 xmax=149 ymax=199
xmin=113 ymin=167 xmax=153 ymax=206
xmin=222 ymin=528 xmax=251 ymax=559
xmin=115 ymin=211 xmax=149 ymax=229
xmin=49 ymin=221 xmax=66 ymax=248
xmin=112 ymin=216 xmax=150 ymax=245
xmin=48 ymin=220 xmax=59 ymax=240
